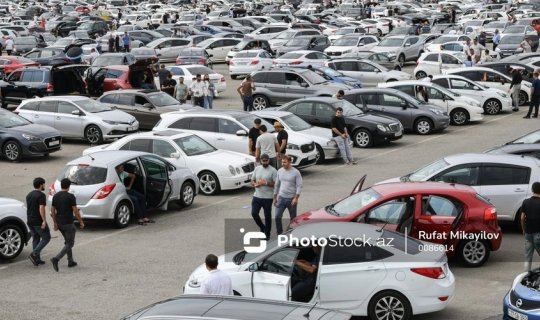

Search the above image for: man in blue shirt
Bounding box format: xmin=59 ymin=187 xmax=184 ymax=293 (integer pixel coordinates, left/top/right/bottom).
xmin=122 ymin=32 xmax=130 ymax=52
xmin=493 ymin=29 xmax=501 ymax=50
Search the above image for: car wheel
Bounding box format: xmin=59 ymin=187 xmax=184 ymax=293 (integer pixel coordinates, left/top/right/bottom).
xmin=377 ymin=28 xmax=383 ymax=37
xmin=178 ymin=181 xmax=195 ymax=207
xmin=398 ymin=54 xmax=405 ymax=65
xmin=198 ymin=171 xmax=220 ymax=195
xmin=450 ymin=108 xmax=469 ymax=125
xmin=315 ymin=144 xmax=325 ymax=164
xmin=458 ymin=239 xmax=489 ymax=267
xmin=353 ymin=129 xmax=373 ymax=148
xmin=0 ymin=224 xmax=24 ymax=260
xmin=231 ymin=74 xmax=237 ymax=80
xmin=252 ymin=95 xmax=269 ymax=110
xmin=483 ymin=98 xmax=501 ymax=115
xmin=368 ymin=291 xmax=412 ymax=320
xmin=414 ymin=117 xmax=433 ymax=135
xmin=415 ymin=71 xmax=427 ymax=79
xmin=85 ymin=125 xmax=103 ymax=144
xmin=113 ymin=201 xmax=132 ymax=228
xmin=519 ymin=90 xmax=528 ymax=106
xmin=3 ymin=140 xmax=22 ymax=161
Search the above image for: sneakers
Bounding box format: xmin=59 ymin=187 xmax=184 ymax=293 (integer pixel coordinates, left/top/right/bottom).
xmin=524 ymin=116 xmax=531 ymax=119
xmin=68 ymin=261 xmax=78 ymax=268
xmin=28 ymin=253 xmax=38 ymax=266
xmin=51 ymin=257 xmax=59 ymax=272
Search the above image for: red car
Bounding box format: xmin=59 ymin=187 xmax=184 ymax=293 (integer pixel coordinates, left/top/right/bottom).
xmin=86 ymin=60 xmax=157 ymax=96
xmin=0 ymin=56 xmax=39 ymax=78
xmin=291 ymin=178 xmax=502 ymax=267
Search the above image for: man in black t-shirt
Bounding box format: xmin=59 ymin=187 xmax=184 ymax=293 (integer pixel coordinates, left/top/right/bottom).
xmin=248 ymin=118 xmax=261 ymax=156
xmin=521 ymin=181 xmax=540 ymax=271
xmin=26 ymin=177 xmax=51 ymax=266
xmin=331 ymin=107 xmax=356 ymax=165
xmin=274 ymin=121 xmax=288 ymax=167
xmin=50 ymin=178 xmax=84 ymax=272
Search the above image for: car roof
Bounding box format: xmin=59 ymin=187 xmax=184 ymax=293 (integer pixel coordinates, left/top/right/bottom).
xmin=443 ymin=152 xmax=540 ymax=166
xmin=344 ymin=87 xmax=406 ymax=95
xmin=25 ymin=95 xmax=91 ymax=102
xmin=160 ymin=109 xmax=251 ymax=119
xmin=124 ymin=130 xmax=191 ymax=139
xmin=68 ymin=150 xmax=153 ymax=167
xmin=252 ymin=110 xmax=294 ymax=118
xmin=101 ymin=89 xmax=161 ymax=95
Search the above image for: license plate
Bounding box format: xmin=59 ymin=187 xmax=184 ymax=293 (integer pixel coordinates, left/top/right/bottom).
xmin=48 ymin=140 xmax=60 ymax=146
xmin=508 ymin=309 xmax=528 ymax=320
xmin=308 ymin=154 xmax=317 ymax=161
xmin=247 ymin=174 xmax=252 ymax=180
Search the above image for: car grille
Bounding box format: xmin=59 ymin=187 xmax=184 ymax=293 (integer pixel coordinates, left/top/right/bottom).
xmin=301 ymin=142 xmax=315 ymax=153
xmin=44 ymin=136 xmax=62 ymax=149
xmin=242 ymin=162 xmax=255 ymax=173
xmin=389 ymin=123 xmax=401 ymax=132
xmin=510 ymin=289 xmax=540 ymax=310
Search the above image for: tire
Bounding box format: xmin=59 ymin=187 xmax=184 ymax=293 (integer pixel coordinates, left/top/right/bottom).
xmin=315 ymin=144 xmax=325 ymax=164
xmin=398 ymin=54 xmax=406 ymax=65
xmin=85 ymin=125 xmax=103 ymax=144
xmin=368 ymin=291 xmax=412 ymax=320
xmin=231 ymin=74 xmax=237 ymax=80
xmin=353 ymin=129 xmax=373 ymax=148
xmin=450 ymin=108 xmax=469 ymax=125
xmin=178 ymin=181 xmax=195 ymax=207
xmin=414 ymin=117 xmax=433 ymax=135
xmin=252 ymin=94 xmax=269 ymax=110
xmin=3 ymin=140 xmax=22 ymax=161
xmin=483 ymin=98 xmax=502 ymax=115
xmin=198 ymin=171 xmax=220 ymax=195
xmin=0 ymin=224 xmax=24 ymax=260
xmin=458 ymin=239 xmax=490 ymax=267
xmin=377 ymin=28 xmax=383 ymax=37
xmin=113 ymin=201 xmax=132 ymax=228
xmin=519 ymin=90 xmax=528 ymax=106
xmin=415 ymin=70 xmax=427 ymax=79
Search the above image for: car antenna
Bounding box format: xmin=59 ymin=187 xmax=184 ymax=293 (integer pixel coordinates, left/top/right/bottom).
xmin=87 ymin=154 xmax=95 ymax=161
xmin=303 ymin=302 xmax=318 ymax=319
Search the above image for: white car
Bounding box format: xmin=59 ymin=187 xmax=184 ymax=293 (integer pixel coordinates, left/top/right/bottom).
xmin=119 ymin=14 xmax=151 ymax=28
xmin=424 ymin=35 xmax=472 ymax=52
xmin=154 ymin=110 xmax=319 ymax=169
xmin=323 ymin=35 xmax=379 ymax=57
xmin=268 ymin=29 xmax=322 ymax=50
xmin=229 ymin=49 xmax=274 ymax=79
xmin=326 ymin=59 xmax=412 ymax=87
xmin=0 ymin=197 xmax=29 ymax=260
xmin=166 ymin=65 xmax=227 ymax=94
xmin=273 ymin=50 xmax=330 ymax=68
xmin=379 ymin=80 xmax=484 ymax=125
xmin=359 ymin=18 xmax=390 ymax=37
xmin=414 ymin=51 xmax=469 ymax=79
xmin=327 ymin=26 xmax=367 ymax=43
xmin=146 ymin=37 xmax=192 ymax=63
xmin=438 ymin=41 xmax=500 ymax=61
xmin=184 ymin=222 xmax=455 ymax=318
xmin=196 ymin=37 xmax=242 ymax=62
xmin=446 ymin=67 xmax=532 ymax=105
xmin=431 ymin=75 xmax=513 ymax=115
xmin=82 ymin=131 xmax=256 ymax=195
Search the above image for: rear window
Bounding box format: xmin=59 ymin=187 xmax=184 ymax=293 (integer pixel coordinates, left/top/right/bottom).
xmin=186 ymin=66 xmax=214 ymax=75
xmin=61 ymin=165 xmax=107 ymax=185
xmin=381 ymin=230 xmax=421 ymax=255
xmin=92 ymin=56 xmax=125 ymax=67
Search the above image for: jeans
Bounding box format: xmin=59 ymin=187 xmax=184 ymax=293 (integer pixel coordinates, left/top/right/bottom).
xmin=123 ymin=45 xmax=129 ymax=52
xmin=204 ymin=95 xmax=213 ymax=109
xmin=275 ymin=197 xmax=297 ymax=235
xmin=128 ymin=189 xmax=146 ymax=219
xmin=251 ymin=197 xmax=273 ymax=239
xmin=511 ymin=84 xmax=521 ymax=109
xmin=526 ymin=95 xmax=540 ymax=117
xmin=334 ymin=136 xmax=353 ymax=163
xmin=55 ymin=224 xmax=76 ymax=263
xmin=194 ymin=96 xmax=204 ymax=108
xmin=525 ymin=232 xmax=540 ymax=271
xmin=243 ymin=95 xmax=253 ymax=111
xmin=28 ymin=224 xmax=51 ymax=259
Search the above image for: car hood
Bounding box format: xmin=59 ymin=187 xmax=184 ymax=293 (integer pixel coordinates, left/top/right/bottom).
xmin=192 ymin=149 xmax=255 ymax=165
xmin=377 ymin=176 xmax=403 ymax=184
xmin=298 ymin=125 xmax=333 ymax=141
xmin=93 ymin=109 xmax=137 ymax=123
xmin=292 ymin=207 xmax=345 ymax=227
xmin=276 ymin=45 xmax=307 ymax=53
xmin=8 ymin=123 xmax=60 ymax=137
xmin=371 ymin=46 xmax=400 ymax=54
xmin=497 ymin=43 xmax=520 ymax=50
xmin=349 ymin=113 xmax=400 ymax=125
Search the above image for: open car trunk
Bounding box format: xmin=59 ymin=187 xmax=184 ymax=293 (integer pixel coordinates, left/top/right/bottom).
xmin=51 ymin=64 xmax=88 ymax=95
xmin=128 ymin=57 xmax=158 ymax=89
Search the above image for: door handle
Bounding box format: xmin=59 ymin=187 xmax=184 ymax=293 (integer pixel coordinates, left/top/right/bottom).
xmin=217 ymin=138 xmax=225 ymax=141
xmin=515 ymin=188 xmax=525 ymax=192
xmin=56 ymin=117 xmax=61 ymax=120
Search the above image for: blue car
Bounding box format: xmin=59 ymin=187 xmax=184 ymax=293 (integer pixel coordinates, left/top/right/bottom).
xmin=503 ymin=268 xmax=540 ymax=320
xmin=295 ymin=66 xmax=362 ymax=88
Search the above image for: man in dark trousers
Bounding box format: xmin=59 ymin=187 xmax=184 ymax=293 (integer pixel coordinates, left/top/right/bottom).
xmin=509 ymin=67 xmax=523 ymax=111
xmin=274 ymin=121 xmax=288 ymax=166
xmin=521 ymin=182 xmax=540 ymax=271
xmin=50 ymin=178 xmax=84 ymax=272
xmin=248 ymin=118 xmax=261 ymax=156
xmin=331 ymin=107 xmax=356 ymax=165
xmin=250 ymin=153 xmax=277 ymax=240
xmin=26 ymin=177 xmax=51 ymax=266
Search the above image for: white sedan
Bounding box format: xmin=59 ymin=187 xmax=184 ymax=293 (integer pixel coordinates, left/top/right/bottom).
xmin=82 ymin=131 xmax=256 ymax=195
xmin=196 ymin=37 xmax=242 ymax=63
xmin=166 ymin=64 xmax=227 ymax=94
xmin=146 ymin=37 xmax=192 ymax=63
xmin=273 ymin=50 xmax=331 ymax=68
xmin=229 ymin=49 xmax=274 ymax=80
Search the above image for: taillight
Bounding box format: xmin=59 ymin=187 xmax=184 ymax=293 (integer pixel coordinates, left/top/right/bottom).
xmin=220 ymin=76 xmax=225 ymax=82
xmin=411 ymin=267 xmax=445 ymax=279
xmin=48 ymin=183 xmax=56 ymax=196
xmin=197 ymin=58 xmax=205 ymax=65
xmin=176 ymin=58 xmax=182 ymax=65
xmin=289 ymin=60 xmax=302 ymax=65
xmin=46 ymin=83 xmax=54 ymax=93
xmin=250 ymin=59 xmax=259 ymax=65
xmin=484 ymin=207 xmax=497 ymax=222
xmin=92 ymin=184 xmax=116 ymax=200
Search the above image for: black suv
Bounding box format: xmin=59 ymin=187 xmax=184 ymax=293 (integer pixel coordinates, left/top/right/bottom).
xmin=0 ymin=65 xmax=87 ymax=107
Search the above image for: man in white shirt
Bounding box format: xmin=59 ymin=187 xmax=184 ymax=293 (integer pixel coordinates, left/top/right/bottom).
xmin=89 ymin=48 xmax=100 ymax=64
xmin=5 ymin=37 xmax=14 ymax=55
xmin=200 ymin=254 xmax=233 ymax=295
xmin=255 ymin=124 xmax=279 ymax=169
xmin=189 ymin=74 xmax=207 ymax=108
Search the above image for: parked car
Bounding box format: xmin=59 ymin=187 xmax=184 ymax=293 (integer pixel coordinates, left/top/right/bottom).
xmin=12 ymin=36 xmax=43 ymax=56
xmin=297 ymin=66 xmax=363 ymax=88
xmin=0 ymin=197 xmax=30 ymax=260
xmin=226 ymin=38 xmax=274 ymax=63
xmin=153 ymin=110 xmax=318 ymax=169
xmin=424 ymin=35 xmax=471 ymax=52
xmin=82 ymin=130 xmax=256 ymax=195
xmin=15 ymin=96 xmax=138 ymax=144
xmin=503 ymin=268 xmax=540 ymax=320
xmin=176 ymin=47 xmax=213 ymax=68
xmin=277 ymin=97 xmax=403 ymax=147
xmin=481 ymin=62 xmax=535 ymax=82
xmin=127 ymin=30 xmax=164 ymax=45
xmin=323 ymin=35 xmax=379 ymax=57
xmin=268 ymin=29 xmax=323 ymax=50
xmin=273 ymin=50 xmax=331 ymax=68
xmin=495 ymin=34 xmax=539 ymax=58
xmin=341 ymin=51 xmax=402 ymax=70
xmin=229 ymin=49 xmax=274 ymax=79
xmin=145 ymin=37 xmax=192 ymax=63
xmin=77 ymin=20 xmax=109 ymax=37
xmin=195 ymin=38 xmax=242 ymax=63
xmin=23 ymin=48 xmax=69 ymax=66
xmin=413 ymin=51 xmax=468 ymax=79
xmin=0 ymin=56 xmax=39 ymax=79
xmin=0 ymin=108 xmax=62 ymax=161
xmin=371 ymin=35 xmax=434 ymax=65
xmin=166 ymin=65 xmax=227 ymax=94
xmin=274 ymin=36 xmax=330 ymax=56
xmin=292 ymin=181 xmax=502 ymax=267
xmin=184 ymin=222 xmax=455 ymax=318
xmin=246 ymin=25 xmax=290 ymax=41
xmin=326 ymin=59 xmax=413 ymax=87
xmin=47 ymin=151 xmax=199 ymax=228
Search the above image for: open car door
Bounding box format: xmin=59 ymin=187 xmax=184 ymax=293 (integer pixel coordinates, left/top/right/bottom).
xmin=140 ymin=155 xmax=172 ymax=209
xmin=251 ymin=248 xmax=300 ymax=301
xmin=350 ymin=174 xmax=366 ymax=195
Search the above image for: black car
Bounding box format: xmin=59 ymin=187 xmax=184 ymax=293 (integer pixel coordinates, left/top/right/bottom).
xmin=0 ymin=109 xmax=62 ymax=161
xmin=278 ymin=97 xmax=403 ymax=147
xmin=24 ymin=48 xmax=69 ymax=66
xmin=47 ymin=20 xmax=79 ymax=37
xmin=0 ymin=65 xmax=87 ymax=107
xmin=481 ymin=62 xmax=535 ymax=82
xmin=76 ymin=21 xmax=109 ymax=37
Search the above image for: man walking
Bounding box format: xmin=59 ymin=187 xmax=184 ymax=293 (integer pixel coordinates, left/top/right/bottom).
xmin=189 ymin=74 xmax=206 ymax=108
xmin=26 ymin=177 xmax=51 ymax=266
xmin=237 ymin=75 xmax=256 ymax=111
xmin=331 ymin=107 xmax=357 ymax=165
xmin=274 ymin=155 xmax=302 ymax=235
xmin=525 ymin=71 xmax=540 ymax=118
xmin=521 ymin=182 xmax=540 ymax=272
xmin=251 ymin=153 xmax=277 ymax=240
xmin=274 ymin=121 xmax=288 ymax=164
xmin=493 ymin=29 xmax=501 ymax=50
xmin=5 ymin=37 xmax=13 ymax=55
xmin=248 ymin=118 xmax=261 ymax=156
xmin=200 ymin=254 xmax=233 ymax=295
xmin=255 ymin=124 xmax=279 ymax=169
xmin=509 ymin=67 xmax=523 ymax=111
xmin=174 ymin=76 xmax=188 ymax=103
xmin=50 ymin=178 xmax=84 ymax=272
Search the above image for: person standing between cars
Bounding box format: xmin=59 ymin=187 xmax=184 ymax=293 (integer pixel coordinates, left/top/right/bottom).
xmin=173 ymin=76 xmax=188 ymax=103
xmin=108 ymin=34 xmax=114 ymax=52
xmin=5 ymin=37 xmax=13 ymax=55
xmin=273 ymin=155 xmax=302 ymax=235
xmin=50 ymin=178 xmax=84 ymax=272
xmin=471 ymin=39 xmax=482 ymax=63
xmin=122 ymin=32 xmax=130 ymax=52
xmin=274 ymin=121 xmax=288 ymax=165
xmin=478 ymin=31 xmax=487 ymax=47
xmin=521 ymin=39 xmax=532 ymax=53
xmin=204 ymin=74 xmax=215 ymax=109
xmin=256 ymin=124 xmax=279 ymax=169
xmin=158 ymin=64 xmax=170 ymax=89
xmin=462 ymin=39 xmax=471 ymax=58
xmin=161 ymin=73 xmax=176 ymax=97
xmin=115 ymin=164 xmax=153 ymax=225
xmin=521 ymin=182 xmax=540 ymax=272
xmin=26 ymin=177 xmax=51 ymax=266
xmin=509 ymin=68 xmax=523 ymax=111
xmin=525 ymin=71 xmax=540 ymax=118
xmin=250 ymin=153 xmax=278 ymax=240
xmin=200 ymin=254 xmax=233 ymax=295
xmin=331 ymin=107 xmax=356 ymax=165
xmin=248 ymin=118 xmax=261 ymax=156
xmin=189 ymin=74 xmax=206 ymax=108
xmin=237 ymin=75 xmax=256 ymax=111
xmin=493 ymin=29 xmax=501 ymax=50
xmin=114 ymin=34 xmax=121 ymax=53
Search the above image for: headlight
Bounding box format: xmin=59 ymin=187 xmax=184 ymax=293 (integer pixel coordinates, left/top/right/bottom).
xmin=103 ymin=120 xmax=120 ymax=125
xmin=228 ymin=165 xmax=236 ymax=175
xmin=236 ymin=167 xmax=241 ymax=174
xmin=516 ymin=47 xmax=524 ymax=53
xmin=429 ymin=108 xmax=443 ymax=115
xmin=497 ymin=92 xmax=508 ymax=98
xmin=188 ymin=279 xmax=201 ymax=288
xmin=22 ymin=133 xmax=40 ymax=141
xmin=376 ymin=124 xmax=388 ymax=132
xmin=287 ymin=143 xmax=300 ymax=150
xmin=326 ymin=140 xmax=337 ymax=147
xmin=495 ymin=47 xmax=500 ymax=52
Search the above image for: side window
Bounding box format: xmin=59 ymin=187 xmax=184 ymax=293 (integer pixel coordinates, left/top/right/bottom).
xmin=323 ymin=243 xmax=392 ymax=265
xmin=482 ymin=71 xmax=504 ymax=83
xmin=57 ymin=102 xmax=78 ymax=114
xmin=169 ymin=67 xmax=184 ymax=76
xmin=408 ymin=37 xmax=419 ymax=45
xmin=8 ymin=71 xmax=22 ymax=82
xmin=125 ymin=139 xmax=152 ymax=153
xmin=21 ymin=71 xmax=35 ymax=82
xmin=37 ymin=101 xmax=57 ymax=113
xmin=441 ymin=54 xmax=459 ymax=64
xmin=218 ymin=118 xmax=242 ymax=134
xmin=170 ymin=117 xmax=191 ymax=129
xmin=252 ymin=72 xmax=267 ymax=82
xmin=290 ymin=102 xmax=312 ymax=115
xmin=358 ymin=62 xmax=378 ymax=72
xmin=432 ymin=78 xmax=450 ymax=88
xmin=116 ymin=94 xmax=134 ymax=106
xmin=100 ymin=94 xmax=118 ymax=104
xmin=106 ymin=70 xmax=124 ymax=79
xmin=141 ymin=155 xmax=168 ymax=179
xmin=26 ymin=51 xmax=40 ymax=58
xmin=305 ymin=52 xmax=318 ymax=59
xmin=366 ymin=197 xmax=415 ymax=225
xmin=393 ymin=85 xmax=415 ymax=97
xmin=314 ymin=103 xmax=335 ymax=118
xmin=459 ymin=71 xmax=481 ymax=82
xmin=266 ymin=72 xmax=284 ymax=84
xmin=480 ymin=166 xmax=530 ymax=185
xmin=426 ymin=87 xmax=444 ymax=100
xmin=189 ymin=117 xmax=217 ymax=132
xmin=335 ymin=61 xmax=358 ymax=71
xmin=432 ymin=166 xmax=480 ymax=185
xmin=258 ymin=248 xmax=299 ymax=275
xmin=449 ymin=79 xmax=472 ymax=90
xmin=381 ymin=94 xmax=405 ymax=107
xmin=421 ymin=195 xmax=461 ymax=217
xmin=135 ymin=96 xmax=150 ymax=105
xmin=423 ymin=54 xmax=438 ymax=62
xmin=285 ymin=73 xmax=303 ymax=86
xmin=152 ymin=139 xmax=176 ymax=158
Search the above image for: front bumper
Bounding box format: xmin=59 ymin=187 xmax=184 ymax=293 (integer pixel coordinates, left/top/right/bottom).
xmin=434 ymin=117 xmax=451 ymax=131
xmin=229 ymin=65 xmax=260 ymax=76
xmin=288 ymin=149 xmax=318 ymax=169
xmin=219 ymin=173 xmax=253 ymax=191
xmin=101 ymin=121 xmax=139 ymax=141
xmin=503 ymin=290 xmax=540 ymax=320
xmin=23 ymin=135 xmax=62 ymax=156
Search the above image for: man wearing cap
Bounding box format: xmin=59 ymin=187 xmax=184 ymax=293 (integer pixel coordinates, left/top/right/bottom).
xmin=256 ymin=124 xmax=279 ymax=169
xmin=274 ymin=121 xmax=288 ymax=165
xmin=250 ymin=153 xmax=277 ymax=240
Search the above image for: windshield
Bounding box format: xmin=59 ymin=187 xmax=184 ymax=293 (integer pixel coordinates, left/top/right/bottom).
xmin=333 ymin=37 xmax=359 ymax=46
xmin=281 ymin=114 xmax=312 ymax=131
xmin=174 ymin=134 xmax=216 ymax=156
xmin=92 ymin=56 xmax=124 ymax=66
xmin=286 ymin=38 xmax=310 ymax=46
xmin=379 ymin=38 xmax=405 ymax=47
xmin=279 ymin=52 xmax=303 ymax=59
xmin=512 ymin=130 xmax=540 ymax=144
xmin=500 ymin=35 xmax=524 ymax=45
xmin=14 ymin=37 xmax=36 ymax=45
xmin=186 ymin=66 xmax=214 ymax=75
xmin=53 ymin=38 xmax=73 ymax=46
xmin=275 ymin=31 xmax=295 ymax=40
xmin=408 ymin=159 xmax=449 ymax=181
xmin=0 ymin=110 xmax=31 ymax=128
xmin=485 ymin=22 xmax=506 ymax=28
xmin=78 ymin=22 xmax=93 ymax=30
xmin=333 ymin=100 xmax=363 ymax=116
xmin=237 ymin=115 xmax=275 ymax=133
xmin=302 ymin=70 xmax=327 ymax=84
xmin=504 ymin=26 xmax=525 ymax=34
xmin=328 ymin=188 xmax=382 ymax=217
xmin=147 ymin=92 xmax=179 ymax=107
xmin=75 ymin=99 xmax=111 ymax=113
xmin=317 ymin=67 xmax=343 ymax=77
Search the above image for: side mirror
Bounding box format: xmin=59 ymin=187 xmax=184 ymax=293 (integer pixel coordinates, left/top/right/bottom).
xmin=170 ymin=152 xmax=181 ymax=159
xmin=374 ymin=69 xmax=380 ymax=73
xmin=404 ymin=43 xmax=411 ymax=47
xmin=143 ymin=103 xmax=153 ymax=108
xmin=71 ymin=110 xmax=83 ymax=116
xmin=358 ymin=43 xmax=365 ymax=47
xmin=248 ymin=263 xmax=259 ymax=272
xmin=400 ymin=101 xmax=407 ymax=109
xmin=236 ymin=129 xmax=248 ymax=136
